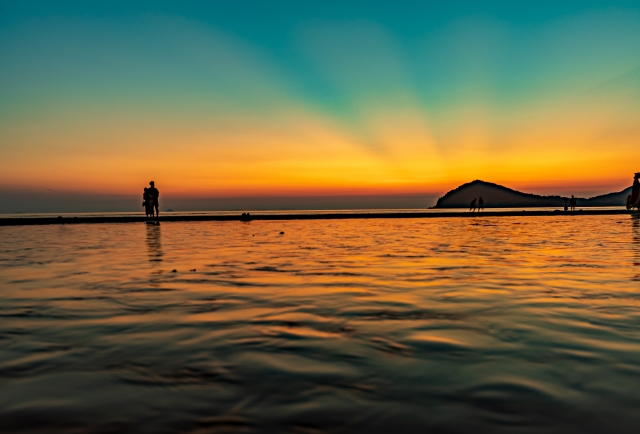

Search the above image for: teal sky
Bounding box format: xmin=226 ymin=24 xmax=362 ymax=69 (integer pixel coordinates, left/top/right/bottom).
xmin=4 ymin=1 xmax=639 ymax=112
xmin=1 ymin=1 xmax=639 ymax=212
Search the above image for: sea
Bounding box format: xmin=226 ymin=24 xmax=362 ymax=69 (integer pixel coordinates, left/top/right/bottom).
xmin=1 ymin=212 xmax=640 ymax=433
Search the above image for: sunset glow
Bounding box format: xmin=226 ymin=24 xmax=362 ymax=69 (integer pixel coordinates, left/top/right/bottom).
xmin=1 ymin=1 xmax=639 ymax=205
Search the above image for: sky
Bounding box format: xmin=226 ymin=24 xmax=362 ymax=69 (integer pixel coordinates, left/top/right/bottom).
xmin=1 ymin=1 xmax=639 ymax=212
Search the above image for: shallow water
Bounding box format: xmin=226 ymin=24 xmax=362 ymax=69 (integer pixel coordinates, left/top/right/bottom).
xmin=1 ymin=216 xmax=640 ymax=433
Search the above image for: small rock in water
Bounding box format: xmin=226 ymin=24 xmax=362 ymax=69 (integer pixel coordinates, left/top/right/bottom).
xmin=190 ymin=269 xmax=196 ymax=272
xmin=279 ymin=231 xmax=284 ymax=235
xmin=171 ymin=269 xmax=177 ymax=273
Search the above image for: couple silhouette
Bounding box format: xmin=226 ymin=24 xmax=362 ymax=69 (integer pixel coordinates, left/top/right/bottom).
xmin=143 ymin=181 xmax=160 ymax=218
xmin=470 ymin=197 xmax=484 ymax=212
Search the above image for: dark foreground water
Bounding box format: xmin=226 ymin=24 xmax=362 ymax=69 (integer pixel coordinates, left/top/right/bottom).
xmin=1 ymin=216 xmax=640 ymax=433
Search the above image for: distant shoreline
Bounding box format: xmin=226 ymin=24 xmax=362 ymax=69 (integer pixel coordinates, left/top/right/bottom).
xmin=0 ymin=209 xmax=634 ymax=226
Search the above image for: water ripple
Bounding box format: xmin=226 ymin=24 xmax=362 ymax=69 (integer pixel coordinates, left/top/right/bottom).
xmin=1 ymin=216 xmax=640 ymax=433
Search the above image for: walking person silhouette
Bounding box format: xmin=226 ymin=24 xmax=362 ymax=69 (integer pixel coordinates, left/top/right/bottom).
xmin=469 ymin=198 xmax=477 ymax=212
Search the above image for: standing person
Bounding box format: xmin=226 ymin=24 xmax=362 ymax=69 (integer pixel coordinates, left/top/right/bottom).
xmin=628 ymin=173 xmax=640 ymax=210
xmin=563 ymin=198 xmax=569 ymax=212
xmin=569 ymin=195 xmax=576 ymax=211
xmin=478 ymin=196 xmax=484 ymax=211
xmin=469 ymin=198 xmax=477 ymax=212
xmin=148 ymin=181 xmax=160 ymax=217
xmin=142 ymin=187 xmax=153 ymax=217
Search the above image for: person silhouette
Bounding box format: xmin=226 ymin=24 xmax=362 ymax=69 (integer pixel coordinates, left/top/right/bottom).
xmin=142 ymin=187 xmax=153 ymax=217
xmin=469 ymin=198 xmax=477 ymax=212
xmin=627 ymin=173 xmax=640 ymax=210
xmin=148 ymin=181 xmax=160 ymax=217
xmin=569 ymin=195 xmax=576 ymax=211
xmin=478 ymin=196 xmax=484 ymax=211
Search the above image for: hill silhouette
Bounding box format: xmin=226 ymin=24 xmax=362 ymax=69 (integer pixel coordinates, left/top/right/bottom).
xmin=579 ymin=187 xmax=632 ymax=206
xmin=434 ymin=180 xmax=631 ymax=208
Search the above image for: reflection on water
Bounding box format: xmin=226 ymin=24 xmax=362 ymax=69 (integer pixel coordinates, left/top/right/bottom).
xmin=633 ymin=216 xmax=640 ymax=280
xmin=145 ymin=222 xmax=163 ymax=264
xmin=2 ymin=216 xmax=640 ymax=433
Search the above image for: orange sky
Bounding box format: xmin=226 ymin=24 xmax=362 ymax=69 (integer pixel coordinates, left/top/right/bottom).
xmin=1 ymin=4 xmax=639 ymax=204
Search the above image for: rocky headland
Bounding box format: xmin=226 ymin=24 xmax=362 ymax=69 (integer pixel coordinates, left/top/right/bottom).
xmin=434 ymin=180 xmax=631 ymax=208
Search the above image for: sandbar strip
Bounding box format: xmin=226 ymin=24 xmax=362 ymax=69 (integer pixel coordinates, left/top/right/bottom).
xmin=0 ymin=209 xmax=634 ymax=226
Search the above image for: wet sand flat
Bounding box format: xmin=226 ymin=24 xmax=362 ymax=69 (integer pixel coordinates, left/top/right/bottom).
xmin=0 ymin=208 xmax=632 ymax=226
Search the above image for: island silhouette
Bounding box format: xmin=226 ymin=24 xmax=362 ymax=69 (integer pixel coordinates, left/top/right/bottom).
xmin=434 ymin=180 xmax=632 ymax=208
